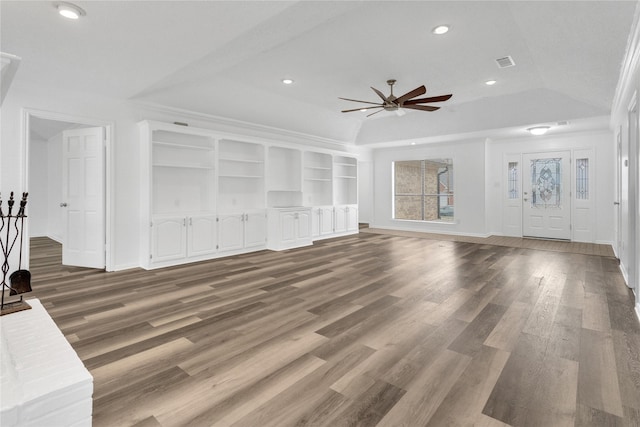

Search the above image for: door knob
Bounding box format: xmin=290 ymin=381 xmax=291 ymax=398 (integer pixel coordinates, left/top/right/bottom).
xmin=60 ymin=202 xmax=68 ymax=207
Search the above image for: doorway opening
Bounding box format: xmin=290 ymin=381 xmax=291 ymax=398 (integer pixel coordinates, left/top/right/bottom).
xmin=22 ymin=109 xmax=113 ymax=271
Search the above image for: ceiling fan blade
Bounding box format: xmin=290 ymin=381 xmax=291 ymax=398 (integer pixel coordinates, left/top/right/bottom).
xmin=403 ymin=104 xmax=440 ymax=112
xmin=338 ymin=97 xmax=384 ymax=106
xmin=395 ymin=85 xmax=427 ymax=104
xmin=341 ymin=106 xmax=383 ymax=113
xmin=367 ymin=108 xmax=385 ymax=117
xmin=370 ymin=86 xmax=388 ymax=102
xmin=404 ymin=94 xmax=453 ymax=104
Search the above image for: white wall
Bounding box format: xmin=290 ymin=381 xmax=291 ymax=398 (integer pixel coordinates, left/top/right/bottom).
xmin=356 ymin=148 xmax=373 ymax=224
xmin=485 ymin=129 xmax=614 ymax=244
xmin=0 ymin=80 xmax=364 ymax=271
xmin=28 ymin=136 xmax=48 ymax=237
xmin=1 ymin=81 xmax=140 ymax=270
xmin=371 ymin=138 xmax=486 ymax=236
xmin=610 ymin=3 xmax=640 ymax=316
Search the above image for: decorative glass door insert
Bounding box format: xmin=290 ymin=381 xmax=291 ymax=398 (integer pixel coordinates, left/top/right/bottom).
xmin=530 ymin=158 xmax=561 ymax=208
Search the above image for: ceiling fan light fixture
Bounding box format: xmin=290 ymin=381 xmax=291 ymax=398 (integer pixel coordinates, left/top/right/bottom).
xmin=281 ymin=78 xmax=294 ymax=85
xmin=55 ymin=2 xmax=85 ymax=19
xmin=432 ymin=25 xmax=450 ymax=35
xmin=360 ymin=108 xmax=368 ymax=112
xmin=485 ymin=80 xmax=497 ymax=86
xmin=527 ymin=126 xmax=550 ymax=136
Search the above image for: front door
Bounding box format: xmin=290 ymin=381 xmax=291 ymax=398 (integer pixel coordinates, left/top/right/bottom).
xmin=522 ymin=152 xmax=571 ymax=240
xmin=61 ymin=127 xmax=105 ymax=268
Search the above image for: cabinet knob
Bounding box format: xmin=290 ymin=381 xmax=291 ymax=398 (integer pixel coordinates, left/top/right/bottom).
xmin=59 ymin=202 xmax=68 ymax=207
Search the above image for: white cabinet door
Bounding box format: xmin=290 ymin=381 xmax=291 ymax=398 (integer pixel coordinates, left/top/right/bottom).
xmin=297 ymin=210 xmax=312 ymax=241
xmin=218 ymin=214 xmax=244 ymax=252
xmin=311 ymin=208 xmax=322 ymax=238
xmin=245 ymin=211 xmax=267 ymax=248
xmin=347 ymin=205 xmax=358 ymax=231
xmin=152 ymin=216 xmax=186 ymax=262
xmin=188 ymin=214 xmax=217 ymax=256
xmin=320 ymin=207 xmax=334 ymax=235
xmin=334 ymin=205 xmax=348 ymax=233
xmin=279 ymin=212 xmax=298 ymax=245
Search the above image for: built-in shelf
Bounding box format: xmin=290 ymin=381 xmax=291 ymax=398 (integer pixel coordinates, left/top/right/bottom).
xmin=153 ymin=163 xmax=214 ymax=170
xmin=218 ymin=157 xmax=264 ymax=164
xmin=334 ymin=155 xmax=357 ymax=205
xmin=218 ymin=139 xmax=265 ymax=211
xmin=153 ymin=141 xmax=213 ymax=151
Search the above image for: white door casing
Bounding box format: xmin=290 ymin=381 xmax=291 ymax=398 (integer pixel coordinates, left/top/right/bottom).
xmin=61 ymin=127 xmax=105 ymax=268
xmin=503 ymin=154 xmax=522 ymax=237
xmin=522 ymin=152 xmax=571 ymax=240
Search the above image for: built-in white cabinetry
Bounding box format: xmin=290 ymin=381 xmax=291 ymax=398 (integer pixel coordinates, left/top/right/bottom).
xmin=218 ymin=211 xmax=267 ymax=254
xmin=267 ymin=207 xmax=312 ymax=250
xmin=218 ymin=140 xmax=265 ymax=211
xmin=334 ymin=155 xmax=358 ymax=205
xmin=334 ymin=205 xmax=359 ymax=234
xmin=303 ymin=152 xmax=359 ymax=241
xmin=267 ymin=146 xmax=302 ymax=207
xmin=311 ymin=206 xmax=335 ymax=238
xmin=150 ymin=213 xmax=218 ymax=264
xmin=140 ymin=121 xmax=359 ymax=269
xmin=151 ymin=216 xmax=187 ymax=263
xmin=140 ymin=121 xmax=216 ymax=269
xmin=303 ymin=152 xmax=333 ymax=206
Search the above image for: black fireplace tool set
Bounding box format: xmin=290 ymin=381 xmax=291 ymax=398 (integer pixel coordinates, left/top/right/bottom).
xmin=1 ymin=192 xmax=32 ymax=315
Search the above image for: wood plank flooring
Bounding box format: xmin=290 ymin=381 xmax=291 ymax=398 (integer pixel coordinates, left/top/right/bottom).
xmin=26 ymin=233 xmax=639 ymax=427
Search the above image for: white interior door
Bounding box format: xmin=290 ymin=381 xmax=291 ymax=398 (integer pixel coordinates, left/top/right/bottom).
xmin=522 ymin=152 xmax=571 ymax=240
xmin=61 ymin=127 xmax=105 ymax=268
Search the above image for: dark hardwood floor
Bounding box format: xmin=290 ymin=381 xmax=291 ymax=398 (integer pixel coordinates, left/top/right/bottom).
xmin=28 ymin=234 xmax=640 ymax=426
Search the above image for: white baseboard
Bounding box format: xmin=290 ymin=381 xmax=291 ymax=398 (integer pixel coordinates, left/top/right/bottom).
xmin=371 ymin=224 xmax=491 ymax=239
xmin=46 ymin=234 xmax=63 ymax=244
xmin=619 ymin=263 xmax=631 ymax=288
xmin=111 ymin=263 xmax=139 ymax=272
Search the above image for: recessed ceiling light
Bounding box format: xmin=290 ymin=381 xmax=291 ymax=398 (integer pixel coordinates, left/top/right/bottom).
xmin=527 ymin=126 xmax=550 ymax=136
xmin=485 ymin=80 xmax=497 ymax=86
xmin=282 ymin=78 xmax=294 ymax=85
xmin=432 ymin=25 xmax=449 ymax=35
xmin=411 ymin=142 xmax=416 ymax=145
xmin=55 ymin=2 xmax=85 ymax=19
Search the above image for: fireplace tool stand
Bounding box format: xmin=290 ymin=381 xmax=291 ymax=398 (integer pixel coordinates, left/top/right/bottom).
xmin=1 ymin=192 xmax=32 ymax=316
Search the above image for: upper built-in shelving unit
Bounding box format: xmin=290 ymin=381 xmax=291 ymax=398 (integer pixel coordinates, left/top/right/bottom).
xmin=303 ymin=151 xmax=333 ymax=206
xmin=267 ymin=146 xmax=302 ymax=207
xmin=150 ymin=128 xmax=215 ymax=215
xmin=218 ymin=139 xmax=265 ymax=211
xmin=333 ymin=155 xmax=357 ymax=205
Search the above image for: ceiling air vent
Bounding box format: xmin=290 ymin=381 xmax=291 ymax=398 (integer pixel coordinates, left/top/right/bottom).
xmin=556 ymin=121 xmax=569 ymax=126
xmin=495 ymin=56 xmax=515 ymax=68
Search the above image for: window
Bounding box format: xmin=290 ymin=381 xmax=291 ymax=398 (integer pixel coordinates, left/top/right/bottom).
xmin=393 ymin=158 xmax=454 ymax=222
xmin=508 ymin=161 xmax=519 ymax=199
xmin=576 ymin=158 xmax=589 ymax=199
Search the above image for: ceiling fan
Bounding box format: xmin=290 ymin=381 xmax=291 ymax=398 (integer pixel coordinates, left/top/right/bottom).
xmin=339 ymin=79 xmax=452 ymax=117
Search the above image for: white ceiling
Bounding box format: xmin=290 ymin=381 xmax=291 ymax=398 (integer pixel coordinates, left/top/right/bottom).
xmin=1 ymin=1 xmax=637 ymax=145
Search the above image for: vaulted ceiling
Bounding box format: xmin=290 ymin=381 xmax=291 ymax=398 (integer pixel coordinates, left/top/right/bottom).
xmin=1 ymin=1 xmax=637 ymax=145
